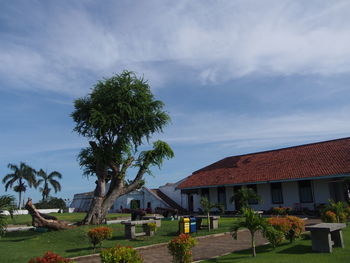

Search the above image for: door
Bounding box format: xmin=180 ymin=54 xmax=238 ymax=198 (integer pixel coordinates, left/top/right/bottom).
xmin=188 ymin=195 xmax=194 ymax=212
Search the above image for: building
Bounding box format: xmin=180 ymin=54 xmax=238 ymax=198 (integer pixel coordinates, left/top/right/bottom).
xmin=70 ymin=183 xmax=186 ymax=213
xmin=177 ymin=137 xmax=350 ymax=212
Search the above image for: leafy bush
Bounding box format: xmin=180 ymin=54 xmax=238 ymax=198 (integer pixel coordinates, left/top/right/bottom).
xmin=271 ymin=207 xmax=292 ymax=216
xmin=344 ymin=207 xmax=350 ymax=219
xmin=28 ymin=251 xmax=75 ymax=263
xmin=100 ymin=245 xmax=143 ymax=263
xmin=321 ymin=210 xmax=337 ymax=223
xmin=339 ymin=212 xmax=347 ymax=223
xmin=0 ymin=195 xmax=16 ymax=237
xmin=322 ymin=200 xmax=348 ymax=223
xmin=34 ymin=197 xmax=66 ymax=210
xmin=262 ymin=225 xmax=285 ymax=248
xmin=267 ymin=216 xmax=304 ymax=243
xmin=168 ymin=233 xmax=197 ymax=263
xmin=87 ymin=227 xmax=112 ymax=249
xmin=147 ymin=222 xmax=157 ymax=232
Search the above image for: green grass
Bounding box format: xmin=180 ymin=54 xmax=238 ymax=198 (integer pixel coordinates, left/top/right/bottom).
xmin=201 ymin=225 xmax=350 ymax=263
xmin=0 ymin=217 xmax=235 ymax=262
xmin=7 ymin=212 xmax=130 ymax=225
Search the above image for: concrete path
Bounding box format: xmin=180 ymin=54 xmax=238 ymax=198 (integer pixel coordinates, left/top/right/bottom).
xmin=73 ymin=230 xmax=267 ymax=263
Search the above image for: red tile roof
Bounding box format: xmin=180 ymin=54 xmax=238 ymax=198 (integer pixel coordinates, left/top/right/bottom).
xmin=178 ymin=137 xmax=350 ymax=189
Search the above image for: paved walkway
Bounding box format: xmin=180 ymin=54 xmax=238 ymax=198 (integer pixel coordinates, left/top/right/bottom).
xmin=74 ymin=230 xmax=267 ymax=263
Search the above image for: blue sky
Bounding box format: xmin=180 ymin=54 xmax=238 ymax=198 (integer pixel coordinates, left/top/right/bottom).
xmin=2 ymin=0 xmax=350 ymax=203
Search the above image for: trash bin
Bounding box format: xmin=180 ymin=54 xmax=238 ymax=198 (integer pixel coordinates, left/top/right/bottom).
xmin=189 ymin=217 xmax=197 ymax=233
xmin=179 ymin=217 xmax=190 ymax=234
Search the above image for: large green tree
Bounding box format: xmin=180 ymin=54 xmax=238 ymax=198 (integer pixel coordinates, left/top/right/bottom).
xmin=72 ymin=71 xmax=174 ymax=224
xmin=36 ymin=169 xmax=62 ymax=201
xmin=2 ymin=163 xmax=36 ymax=209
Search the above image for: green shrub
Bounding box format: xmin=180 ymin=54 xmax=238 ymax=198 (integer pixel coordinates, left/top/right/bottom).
xmin=28 ymin=251 xmax=75 ymax=263
xmin=321 ymin=210 xmax=337 ymax=223
xmin=87 ymin=227 xmax=112 ymax=250
xmin=100 ymin=245 xmax=143 ymax=263
xmin=322 ymin=200 xmax=348 ymax=223
xmin=262 ymin=225 xmax=285 ymax=248
xmin=147 ymin=222 xmax=157 ymax=232
xmin=168 ymin=233 xmax=197 ymax=263
xmin=34 ymin=197 xmax=66 ymax=210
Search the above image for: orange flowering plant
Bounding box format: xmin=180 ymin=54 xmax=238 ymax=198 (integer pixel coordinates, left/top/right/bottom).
xmin=87 ymin=226 xmax=113 ymax=250
xmin=28 ymin=251 xmax=75 ymax=263
xmin=168 ymin=233 xmax=197 ymax=263
xmin=267 ymin=216 xmax=304 ymax=243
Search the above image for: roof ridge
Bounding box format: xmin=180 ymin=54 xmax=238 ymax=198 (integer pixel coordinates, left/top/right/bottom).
xmin=194 ymin=136 xmax=350 ymax=174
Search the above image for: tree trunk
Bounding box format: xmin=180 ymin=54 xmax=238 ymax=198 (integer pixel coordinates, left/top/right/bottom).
xmin=251 ymin=231 xmax=256 ymax=257
xmin=25 ymin=198 xmax=73 ymax=230
xmin=207 ymin=212 xmax=211 ymax=232
xmin=18 ymin=191 xmax=22 ymax=209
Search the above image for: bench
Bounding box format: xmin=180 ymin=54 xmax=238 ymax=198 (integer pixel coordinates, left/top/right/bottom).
xmin=121 ymin=219 xmax=157 ymax=239
xmin=142 ymin=216 xmax=162 ymax=227
xmin=195 ymin=215 xmax=220 ymax=230
xmin=305 ymin=223 xmax=346 ymax=252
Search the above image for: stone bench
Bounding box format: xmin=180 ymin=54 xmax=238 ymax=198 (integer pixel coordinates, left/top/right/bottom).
xmin=121 ymin=219 xmax=157 ymax=239
xmin=305 ymin=223 xmax=346 ymax=253
xmin=195 ymin=215 xmax=220 ymax=230
xmin=142 ymin=216 xmax=162 ymax=227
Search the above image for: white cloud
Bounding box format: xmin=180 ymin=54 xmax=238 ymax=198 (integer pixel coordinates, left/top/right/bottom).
xmin=1 ymin=0 xmax=350 ymax=94
xmin=162 ymin=107 xmax=350 ymax=149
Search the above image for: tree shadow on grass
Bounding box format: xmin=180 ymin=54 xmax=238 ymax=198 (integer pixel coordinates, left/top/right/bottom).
xmin=1 ymin=230 xmax=39 ymax=242
xmin=277 ymin=244 xmax=312 ymax=254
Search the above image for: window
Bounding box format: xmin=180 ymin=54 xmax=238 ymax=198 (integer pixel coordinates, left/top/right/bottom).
xmin=247 ymin=184 xmax=258 ymax=205
xmin=299 ymin=180 xmax=313 ymax=203
xmin=271 ymin=183 xmax=283 ymax=204
xmin=217 ymin=187 xmax=227 ymax=209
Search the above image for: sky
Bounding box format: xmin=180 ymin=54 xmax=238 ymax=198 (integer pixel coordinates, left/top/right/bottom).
xmin=1 ymin=0 xmax=350 ymax=204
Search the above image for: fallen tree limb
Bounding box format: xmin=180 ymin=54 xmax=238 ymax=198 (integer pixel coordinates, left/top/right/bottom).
xmin=25 ymin=198 xmax=74 ymax=230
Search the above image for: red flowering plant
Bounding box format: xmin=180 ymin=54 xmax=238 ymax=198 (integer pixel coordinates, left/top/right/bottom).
xmin=28 ymin=251 xmax=75 ymax=263
xmin=267 ymin=216 xmax=304 ymax=243
xmin=168 ymin=233 xmax=197 ymax=263
xmin=87 ymin=226 xmax=113 ymax=250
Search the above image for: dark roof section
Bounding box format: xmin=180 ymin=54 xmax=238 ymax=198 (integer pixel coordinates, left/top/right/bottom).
xmin=178 ymin=137 xmax=350 ymax=189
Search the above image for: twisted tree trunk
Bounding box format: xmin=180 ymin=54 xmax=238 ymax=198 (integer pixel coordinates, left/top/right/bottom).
xmin=25 ymin=198 xmax=73 ymax=230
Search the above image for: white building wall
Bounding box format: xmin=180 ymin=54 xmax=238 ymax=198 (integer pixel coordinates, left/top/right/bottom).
xmin=159 ymin=182 xmax=182 ymax=205
xmin=225 ymin=186 xmax=234 ymax=211
xmin=191 ymin=179 xmax=337 ymax=212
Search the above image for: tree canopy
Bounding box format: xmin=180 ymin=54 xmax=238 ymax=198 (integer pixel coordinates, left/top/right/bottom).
xmin=72 ymin=70 xmax=174 ymax=224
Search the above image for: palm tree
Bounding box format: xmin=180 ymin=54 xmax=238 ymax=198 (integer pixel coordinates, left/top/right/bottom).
xmin=231 ymin=208 xmax=267 ymax=257
xmin=2 ymin=163 xmax=36 ymax=209
xmin=36 ymin=169 xmax=62 ymax=201
xmin=200 ymin=196 xmax=223 ymax=232
xmin=0 ymin=195 xmax=16 ymax=237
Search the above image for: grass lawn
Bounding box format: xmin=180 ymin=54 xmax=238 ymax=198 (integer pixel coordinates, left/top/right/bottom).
xmin=0 ymin=217 xmax=235 ymax=262
xmin=7 ymin=212 xmax=130 ymax=225
xmin=201 ymin=225 xmax=350 ymax=263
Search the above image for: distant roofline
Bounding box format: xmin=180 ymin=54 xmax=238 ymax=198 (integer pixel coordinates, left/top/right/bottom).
xmin=194 ymin=136 xmax=350 ymax=174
